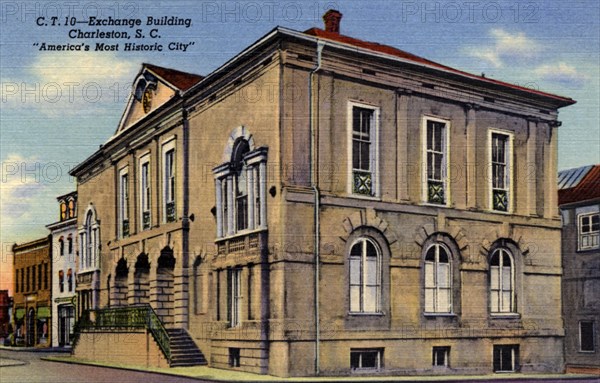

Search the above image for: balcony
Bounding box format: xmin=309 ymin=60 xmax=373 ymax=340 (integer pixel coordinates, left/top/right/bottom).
xmin=216 ymin=231 xmax=264 ymax=257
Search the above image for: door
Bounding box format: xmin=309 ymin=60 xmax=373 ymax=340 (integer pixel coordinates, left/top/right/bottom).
xmin=26 ymin=308 xmax=35 ymax=346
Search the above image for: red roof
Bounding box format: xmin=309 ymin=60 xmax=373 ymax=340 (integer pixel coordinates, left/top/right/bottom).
xmin=559 ymin=164 xmax=600 ymax=205
xmin=303 ymin=28 xmax=575 ymax=106
xmin=144 ymin=63 xmax=203 ymax=91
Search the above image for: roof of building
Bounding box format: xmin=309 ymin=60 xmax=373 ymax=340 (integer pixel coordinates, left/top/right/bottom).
xmin=143 ymin=63 xmax=204 ymax=91
xmin=303 ymin=27 xmax=575 ymax=106
xmin=558 ymin=164 xmax=600 ymax=205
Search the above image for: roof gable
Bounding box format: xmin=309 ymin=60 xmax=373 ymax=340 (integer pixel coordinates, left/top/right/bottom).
xmin=115 ymin=63 xmax=203 ymax=135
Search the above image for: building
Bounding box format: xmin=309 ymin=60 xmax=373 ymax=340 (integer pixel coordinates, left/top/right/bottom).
xmin=70 ymin=10 xmax=575 ymax=376
xmin=559 ymin=165 xmax=600 ymax=374
xmin=0 ymin=290 xmax=11 ymax=342
xmin=12 ymin=237 xmax=52 ymax=347
xmin=47 ymin=192 xmax=78 ymax=347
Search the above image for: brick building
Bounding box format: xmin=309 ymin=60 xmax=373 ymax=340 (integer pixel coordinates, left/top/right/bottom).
xmin=12 ymin=236 xmax=52 ymax=347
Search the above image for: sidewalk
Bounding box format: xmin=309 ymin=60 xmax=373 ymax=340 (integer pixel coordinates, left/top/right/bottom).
xmin=0 ymin=345 xmax=71 ymax=353
xmin=40 ymin=355 xmax=600 ymax=383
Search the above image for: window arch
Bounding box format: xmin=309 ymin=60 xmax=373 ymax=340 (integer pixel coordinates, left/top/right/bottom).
xmin=349 ymin=237 xmax=381 ymax=313
xmin=79 ymin=206 xmax=100 ymax=271
xmin=424 ymin=243 xmax=452 ymax=314
xmin=490 ymin=248 xmax=514 ymax=313
xmin=59 ymin=237 xmax=65 ymax=256
xmin=213 ymin=130 xmax=267 ymax=238
xmin=67 ymin=235 xmax=73 ymax=255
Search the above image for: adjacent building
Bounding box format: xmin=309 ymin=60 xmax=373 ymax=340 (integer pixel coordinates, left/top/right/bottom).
xmin=70 ymin=11 xmax=575 ymax=376
xmin=47 ymin=192 xmax=78 ymax=347
xmin=0 ymin=290 xmax=11 ymax=342
xmin=559 ymin=165 xmax=600 ymax=374
xmin=12 ymin=237 xmax=52 ymax=347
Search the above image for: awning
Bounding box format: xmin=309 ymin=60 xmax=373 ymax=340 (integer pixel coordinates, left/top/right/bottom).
xmin=37 ymin=306 xmax=51 ymax=318
xmin=15 ymin=308 xmax=25 ymax=320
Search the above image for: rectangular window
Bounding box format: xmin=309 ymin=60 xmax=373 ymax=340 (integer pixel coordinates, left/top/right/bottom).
xmin=21 ymin=268 xmax=24 ymax=293
xmin=119 ymin=169 xmax=129 ymax=238
xmin=235 ymin=168 xmax=248 ymax=231
xmin=247 ymin=264 xmax=253 ymax=320
xmin=578 ymin=213 xmax=600 ymax=250
xmin=44 ymin=263 xmax=48 ymax=290
xmin=349 ymin=103 xmax=378 ymax=197
xmin=15 ymin=269 xmax=19 ymax=293
xmin=580 ymin=321 xmax=595 ymax=352
xmin=432 ymin=346 xmax=450 ymax=367
xmin=229 ymin=348 xmax=241 ymax=367
xmin=38 ymin=264 xmax=42 ymax=290
xmin=350 ymin=348 xmax=383 ymax=370
xmin=26 ymin=267 xmax=30 ymax=292
xmin=163 ymin=144 xmax=176 ymax=223
xmin=424 ymin=118 xmax=449 ymax=205
xmin=216 ymin=269 xmax=221 ymax=321
xmin=139 ymin=157 xmax=151 ymax=230
xmin=32 ymin=266 xmax=36 ymax=292
xmin=227 ymin=268 xmax=242 ymax=327
xmin=493 ymin=344 xmax=519 ymax=372
xmin=490 ymin=131 xmax=512 ymax=212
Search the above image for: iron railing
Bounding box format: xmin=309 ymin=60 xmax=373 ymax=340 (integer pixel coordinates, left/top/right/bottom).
xmin=74 ymin=304 xmax=170 ymax=360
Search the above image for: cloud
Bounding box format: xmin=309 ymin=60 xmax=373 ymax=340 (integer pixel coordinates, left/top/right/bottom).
xmin=534 ymin=62 xmax=589 ymax=89
xmin=465 ymin=28 xmax=542 ymax=68
xmin=1 ymin=52 xmax=136 ymax=116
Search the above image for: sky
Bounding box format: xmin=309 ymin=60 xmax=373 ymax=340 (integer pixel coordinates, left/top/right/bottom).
xmin=1 ymin=0 xmax=599 ymax=294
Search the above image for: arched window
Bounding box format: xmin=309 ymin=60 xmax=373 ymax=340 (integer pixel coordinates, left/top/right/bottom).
xmin=490 ymin=248 xmax=514 ymax=313
xmin=213 ymin=131 xmax=267 ymax=238
xmin=67 ymin=269 xmax=73 ymax=292
xmin=60 ymin=202 xmax=67 ymax=221
xmin=349 ymin=238 xmax=381 ymax=313
xmin=58 ymin=270 xmax=64 ymax=293
xmin=59 ymin=237 xmax=65 ymax=256
xmin=79 ymin=207 xmax=99 ymax=272
xmin=424 ymin=243 xmax=452 ymax=313
xmin=67 ymin=235 xmax=73 ymax=254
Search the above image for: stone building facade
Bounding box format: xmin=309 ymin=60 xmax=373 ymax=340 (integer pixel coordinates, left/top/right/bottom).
xmin=47 ymin=191 xmax=78 ymax=347
xmin=559 ymin=165 xmax=600 ymax=374
xmin=12 ymin=237 xmax=52 ymax=347
xmin=71 ymin=10 xmax=575 ymax=377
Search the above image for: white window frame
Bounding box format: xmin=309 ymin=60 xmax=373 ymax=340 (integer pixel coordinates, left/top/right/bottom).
xmin=493 ymin=344 xmax=519 ymax=372
xmin=432 ymin=346 xmax=450 ymax=367
xmin=350 ymin=348 xmax=383 ymax=370
xmin=347 ymin=101 xmax=380 ymax=198
xmin=578 ymin=212 xmax=600 ymax=251
xmin=213 ymin=144 xmax=267 ymax=239
xmin=349 ymin=237 xmax=382 ymax=314
xmin=78 ymin=207 xmax=100 ymax=272
xmin=490 ymin=248 xmax=515 ymax=314
xmin=139 ymin=153 xmax=151 ymax=231
xmin=118 ymin=167 xmax=129 ymax=238
xmin=424 ymin=243 xmax=453 ymax=314
xmin=488 ymin=129 xmax=514 ymax=213
xmin=162 ymin=138 xmax=176 ymax=223
xmin=579 ymin=320 xmax=596 ymax=353
xmin=421 ymin=116 xmax=451 ymax=206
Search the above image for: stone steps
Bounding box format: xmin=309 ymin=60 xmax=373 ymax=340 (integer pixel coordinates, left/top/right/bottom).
xmin=167 ymin=328 xmax=207 ymax=367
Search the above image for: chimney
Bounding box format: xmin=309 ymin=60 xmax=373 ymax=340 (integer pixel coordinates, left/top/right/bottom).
xmin=323 ymin=9 xmax=342 ymax=34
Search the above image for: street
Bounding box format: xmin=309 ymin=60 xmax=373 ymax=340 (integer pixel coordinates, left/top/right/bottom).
xmin=0 ymin=350 xmax=205 ymax=383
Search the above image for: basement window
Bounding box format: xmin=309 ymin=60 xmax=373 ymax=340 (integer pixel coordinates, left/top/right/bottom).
xmin=229 ymin=348 xmax=240 ymax=367
xmin=350 ymin=348 xmax=383 ymax=370
xmin=493 ymin=344 xmax=519 ymax=372
xmin=432 ymin=346 xmax=450 ymax=367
